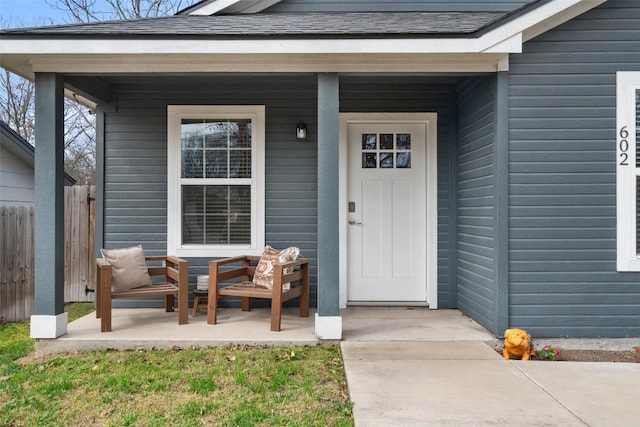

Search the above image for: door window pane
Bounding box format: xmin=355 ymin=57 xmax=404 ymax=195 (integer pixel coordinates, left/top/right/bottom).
xmin=380 ymin=134 xmax=394 ymax=149
xmin=362 ymin=134 xmax=377 ymax=150
xmin=396 ymin=134 xmax=411 ymax=150
xmin=380 ymin=152 xmax=394 ymax=168
xmin=397 ymin=152 xmax=411 ymax=168
xmin=362 ymin=153 xmax=377 ymax=168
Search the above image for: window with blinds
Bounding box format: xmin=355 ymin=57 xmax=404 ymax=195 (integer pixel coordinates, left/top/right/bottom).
xmin=616 ymin=73 xmax=640 ymax=271
xmin=181 ymin=119 xmax=252 ymax=245
xmin=167 ymin=106 xmax=265 ymax=257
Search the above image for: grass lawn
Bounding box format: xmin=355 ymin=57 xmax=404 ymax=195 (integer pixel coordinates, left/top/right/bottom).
xmin=0 ymin=304 xmax=353 ymax=426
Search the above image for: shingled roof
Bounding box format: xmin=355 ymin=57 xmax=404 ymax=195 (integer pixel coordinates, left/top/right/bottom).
xmin=0 ymin=12 xmax=505 ymax=38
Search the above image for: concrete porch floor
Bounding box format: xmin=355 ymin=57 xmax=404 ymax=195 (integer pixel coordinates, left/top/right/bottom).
xmin=35 ymin=307 xmax=498 ymax=356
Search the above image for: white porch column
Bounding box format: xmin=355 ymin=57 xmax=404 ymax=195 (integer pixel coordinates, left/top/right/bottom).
xmin=31 ymin=72 xmax=68 ymax=338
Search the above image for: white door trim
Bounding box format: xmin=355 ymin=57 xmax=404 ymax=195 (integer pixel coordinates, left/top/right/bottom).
xmin=338 ymin=113 xmax=438 ymax=309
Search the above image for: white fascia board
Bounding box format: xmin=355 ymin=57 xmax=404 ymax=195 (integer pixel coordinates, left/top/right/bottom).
xmin=0 ymin=37 xmax=516 ymax=56
xmin=479 ymin=0 xmax=606 ymax=47
xmin=482 ymin=32 xmax=522 ymax=54
xmin=188 ymin=0 xmax=281 ymax=15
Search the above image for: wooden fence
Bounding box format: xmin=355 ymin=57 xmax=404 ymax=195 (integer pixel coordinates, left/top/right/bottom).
xmin=0 ymin=185 xmax=95 ymax=323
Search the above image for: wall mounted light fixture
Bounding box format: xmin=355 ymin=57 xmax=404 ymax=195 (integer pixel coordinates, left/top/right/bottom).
xmin=296 ymin=121 xmax=307 ymax=141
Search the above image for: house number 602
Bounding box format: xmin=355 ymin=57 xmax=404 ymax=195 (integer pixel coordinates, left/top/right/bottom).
xmin=619 ymin=126 xmax=629 ymax=166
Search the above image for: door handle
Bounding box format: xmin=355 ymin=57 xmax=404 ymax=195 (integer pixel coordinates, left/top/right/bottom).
xmin=349 ymin=219 xmax=362 ymax=225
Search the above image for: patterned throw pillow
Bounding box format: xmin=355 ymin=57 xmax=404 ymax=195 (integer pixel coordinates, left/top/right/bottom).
xmin=101 ymin=245 xmax=152 ymax=292
xmin=253 ymin=246 xmax=300 ymax=290
xmin=253 ymin=246 xmax=281 ymax=289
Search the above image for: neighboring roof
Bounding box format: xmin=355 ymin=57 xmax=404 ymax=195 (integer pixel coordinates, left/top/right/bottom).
xmin=0 ymin=121 xmax=77 ymax=186
xmin=1 ymin=12 xmax=504 ymax=37
xmin=0 ymin=121 xmax=34 ymax=165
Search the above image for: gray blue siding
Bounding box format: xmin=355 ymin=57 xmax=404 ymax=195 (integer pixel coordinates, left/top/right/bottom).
xmin=508 ymin=0 xmax=640 ymax=337
xmin=265 ymin=0 xmax=530 ymax=13
xmin=456 ymin=76 xmax=497 ymax=332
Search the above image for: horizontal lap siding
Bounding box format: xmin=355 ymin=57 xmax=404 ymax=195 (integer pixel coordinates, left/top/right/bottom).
xmin=104 ymin=75 xmax=318 ymax=307
xmin=0 ymin=148 xmax=35 ymax=205
xmin=340 ymin=76 xmax=456 ymax=308
xmin=265 ymin=0 xmax=528 ymax=12
xmin=508 ymin=0 xmax=640 ymax=336
xmin=456 ymin=76 xmax=496 ymax=331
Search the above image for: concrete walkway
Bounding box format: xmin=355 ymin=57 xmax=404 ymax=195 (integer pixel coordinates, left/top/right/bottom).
xmin=340 ymin=309 xmax=640 ymax=427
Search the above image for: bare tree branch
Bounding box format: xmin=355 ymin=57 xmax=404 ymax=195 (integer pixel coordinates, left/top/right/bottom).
xmin=51 ymin=0 xmax=199 ymax=23
xmin=0 ymin=70 xmax=35 ymax=144
xmin=2 ymin=0 xmax=200 ymax=186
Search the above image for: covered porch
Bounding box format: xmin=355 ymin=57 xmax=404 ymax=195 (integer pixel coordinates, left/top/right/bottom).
xmin=25 ymin=71 xmax=510 ymax=341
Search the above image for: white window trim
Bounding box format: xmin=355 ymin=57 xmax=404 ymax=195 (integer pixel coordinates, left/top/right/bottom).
xmin=167 ymin=105 xmax=265 ymax=257
xmin=616 ymin=72 xmax=640 ymax=271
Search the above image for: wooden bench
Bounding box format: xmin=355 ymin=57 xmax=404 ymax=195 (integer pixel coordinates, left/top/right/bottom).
xmin=96 ymin=255 xmax=189 ymax=332
xmin=207 ymin=256 xmax=309 ymax=331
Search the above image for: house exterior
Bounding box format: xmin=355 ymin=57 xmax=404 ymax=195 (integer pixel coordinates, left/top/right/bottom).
xmin=1 ymin=0 xmax=639 ymax=340
xmin=0 ymin=120 xmax=75 ymax=206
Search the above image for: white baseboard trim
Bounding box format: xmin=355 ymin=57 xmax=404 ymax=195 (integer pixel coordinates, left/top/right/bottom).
xmin=315 ymin=313 xmax=342 ymax=340
xmin=30 ymin=313 xmax=68 ymax=338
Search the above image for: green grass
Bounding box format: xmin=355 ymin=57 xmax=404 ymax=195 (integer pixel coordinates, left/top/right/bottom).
xmin=0 ymin=304 xmax=353 ymax=427
xmin=0 ymin=303 xmax=93 ymax=368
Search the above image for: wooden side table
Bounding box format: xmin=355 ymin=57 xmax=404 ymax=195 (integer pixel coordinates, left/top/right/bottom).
xmin=192 ymin=288 xmax=208 ymax=316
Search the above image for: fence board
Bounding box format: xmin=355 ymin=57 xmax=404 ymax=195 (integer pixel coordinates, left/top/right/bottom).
xmin=15 ymin=206 xmax=26 ymax=320
xmin=0 ymin=207 xmax=6 ymax=321
xmin=23 ymin=206 xmax=34 ymax=318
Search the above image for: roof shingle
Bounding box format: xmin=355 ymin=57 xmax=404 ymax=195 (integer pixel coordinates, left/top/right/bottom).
xmin=1 ymin=12 xmax=505 ymax=37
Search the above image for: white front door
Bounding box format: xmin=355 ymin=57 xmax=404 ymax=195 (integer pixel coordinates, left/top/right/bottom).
xmin=345 ymin=118 xmax=432 ymax=303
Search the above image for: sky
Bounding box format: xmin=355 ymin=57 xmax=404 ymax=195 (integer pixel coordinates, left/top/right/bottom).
xmin=1 ymin=0 xmax=79 ymax=27
xmin=0 ymin=0 xmax=199 ymax=28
